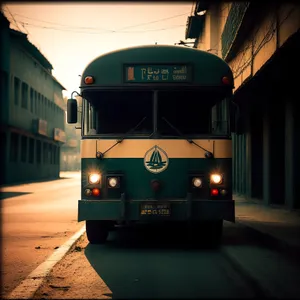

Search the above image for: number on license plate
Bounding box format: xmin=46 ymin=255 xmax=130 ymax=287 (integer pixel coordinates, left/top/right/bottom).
xmin=140 ymin=203 xmax=170 ymax=216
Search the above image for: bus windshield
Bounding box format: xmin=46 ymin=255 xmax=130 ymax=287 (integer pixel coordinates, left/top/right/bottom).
xmin=82 ymin=90 xmax=230 ymax=137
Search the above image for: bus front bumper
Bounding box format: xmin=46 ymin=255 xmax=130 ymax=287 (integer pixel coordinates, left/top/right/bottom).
xmin=78 ymin=195 xmax=235 ymax=223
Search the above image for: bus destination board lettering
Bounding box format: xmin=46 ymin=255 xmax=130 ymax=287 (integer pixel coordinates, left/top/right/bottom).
xmin=124 ymin=65 xmax=191 ymax=83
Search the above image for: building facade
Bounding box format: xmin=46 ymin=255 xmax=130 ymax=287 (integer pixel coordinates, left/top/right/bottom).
xmin=0 ymin=12 xmax=66 ymax=184
xmin=185 ymin=2 xmax=300 ymax=209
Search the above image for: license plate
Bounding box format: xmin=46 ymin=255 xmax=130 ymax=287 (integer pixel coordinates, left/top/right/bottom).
xmin=140 ymin=202 xmax=171 ymax=216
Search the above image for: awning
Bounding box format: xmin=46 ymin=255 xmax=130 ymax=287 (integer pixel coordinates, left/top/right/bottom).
xmin=185 ymin=15 xmax=205 ymax=39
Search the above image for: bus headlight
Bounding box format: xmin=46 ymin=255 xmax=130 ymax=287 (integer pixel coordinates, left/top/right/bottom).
xmin=192 ymin=177 xmax=202 ymax=188
xmin=88 ymin=173 xmax=101 ymax=184
xmin=210 ymin=174 xmax=222 ymax=184
xmin=108 ymin=177 xmax=119 ymax=188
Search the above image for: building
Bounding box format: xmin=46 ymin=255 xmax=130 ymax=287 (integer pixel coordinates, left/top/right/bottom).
xmin=0 ymin=12 xmax=66 ymax=184
xmin=185 ymin=2 xmax=300 ymax=209
xmin=60 ymin=96 xmax=81 ymax=171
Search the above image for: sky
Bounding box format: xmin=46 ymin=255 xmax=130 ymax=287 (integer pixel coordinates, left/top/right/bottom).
xmin=3 ymin=2 xmax=194 ymax=97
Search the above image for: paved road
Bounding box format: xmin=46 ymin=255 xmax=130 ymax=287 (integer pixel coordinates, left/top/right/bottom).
xmin=1 ymin=173 xmax=83 ymax=298
xmin=32 ymin=223 xmax=266 ymax=299
xmin=3 ymin=173 xmax=300 ymax=299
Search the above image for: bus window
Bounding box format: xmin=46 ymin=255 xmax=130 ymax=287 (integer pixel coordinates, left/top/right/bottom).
xmin=211 ymin=98 xmax=230 ymax=135
xmin=157 ymin=90 xmax=229 ymax=136
xmin=83 ymin=90 xmax=153 ymax=136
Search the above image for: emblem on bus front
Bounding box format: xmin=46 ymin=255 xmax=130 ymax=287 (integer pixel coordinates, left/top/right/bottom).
xmin=144 ymin=145 xmax=169 ymax=174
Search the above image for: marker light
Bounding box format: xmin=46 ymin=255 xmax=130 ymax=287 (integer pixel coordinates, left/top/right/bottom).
xmin=222 ymin=76 xmax=231 ymax=85
xmin=85 ymin=189 xmax=92 ymax=196
xmin=220 ymin=189 xmax=228 ymax=196
xmin=108 ymin=177 xmax=118 ymax=188
xmin=88 ymin=173 xmax=101 ymax=184
xmin=211 ymin=174 xmax=222 ymax=184
xmin=211 ymin=188 xmax=219 ymax=196
xmin=84 ymin=76 xmax=94 ymax=84
xmin=92 ymin=188 xmax=100 ymax=197
xmin=192 ymin=177 xmax=202 ymax=188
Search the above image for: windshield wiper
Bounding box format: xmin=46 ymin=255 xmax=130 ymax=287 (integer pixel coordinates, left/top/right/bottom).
xmin=96 ymin=117 xmax=147 ymax=159
xmin=161 ymin=117 xmax=214 ymax=158
xmin=117 ymin=116 xmax=148 ymax=142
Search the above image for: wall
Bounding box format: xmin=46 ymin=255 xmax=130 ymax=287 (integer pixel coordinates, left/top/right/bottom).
xmin=9 ymin=40 xmax=65 ymax=137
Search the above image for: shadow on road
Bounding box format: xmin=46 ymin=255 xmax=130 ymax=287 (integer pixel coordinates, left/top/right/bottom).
xmin=0 ymin=191 xmax=33 ymax=200
xmin=84 ymin=224 xmax=256 ymax=299
xmin=0 ymin=176 xmax=69 ymax=189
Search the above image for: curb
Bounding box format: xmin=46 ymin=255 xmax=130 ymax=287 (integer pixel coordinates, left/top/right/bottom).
xmin=235 ymin=218 xmax=300 ymax=263
xmin=5 ymin=225 xmax=86 ymax=300
xmin=221 ymin=247 xmax=274 ymax=298
xmin=222 ymin=219 xmax=300 ymax=299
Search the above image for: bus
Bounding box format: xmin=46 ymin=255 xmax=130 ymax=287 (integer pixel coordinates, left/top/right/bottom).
xmin=67 ymin=45 xmax=236 ymax=245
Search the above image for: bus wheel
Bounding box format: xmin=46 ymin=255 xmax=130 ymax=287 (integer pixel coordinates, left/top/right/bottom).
xmin=207 ymin=220 xmax=223 ymax=246
xmin=86 ymin=220 xmax=110 ymax=244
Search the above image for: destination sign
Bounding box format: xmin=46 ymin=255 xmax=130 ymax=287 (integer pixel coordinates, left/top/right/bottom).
xmin=124 ymin=65 xmax=192 ymax=83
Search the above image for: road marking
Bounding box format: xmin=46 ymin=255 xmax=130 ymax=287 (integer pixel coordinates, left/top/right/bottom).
xmin=6 ymin=225 xmax=86 ymax=299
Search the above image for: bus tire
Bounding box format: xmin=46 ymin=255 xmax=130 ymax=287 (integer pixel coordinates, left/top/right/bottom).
xmin=190 ymin=220 xmax=223 ymax=246
xmin=86 ymin=220 xmax=109 ymax=244
xmin=207 ymin=220 xmax=223 ymax=246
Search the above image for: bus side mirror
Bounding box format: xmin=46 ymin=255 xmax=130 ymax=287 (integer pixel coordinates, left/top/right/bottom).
xmin=67 ymin=99 xmax=78 ymax=124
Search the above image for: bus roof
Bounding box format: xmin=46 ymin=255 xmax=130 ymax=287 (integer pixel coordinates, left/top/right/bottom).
xmin=80 ymin=45 xmax=234 ymax=89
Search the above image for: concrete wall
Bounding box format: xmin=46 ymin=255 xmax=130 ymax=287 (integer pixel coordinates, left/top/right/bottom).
xmin=0 ymin=26 xmax=66 ymax=185
xmin=192 ymin=2 xmax=300 ymax=209
xmin=227 ymin=3 xmax=300 ymax=92
xmin=9 ymin=41 xmax=65 ymax=136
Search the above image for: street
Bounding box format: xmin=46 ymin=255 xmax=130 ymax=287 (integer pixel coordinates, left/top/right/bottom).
xmin=1 ymin=172 xmax=83 ymax=298
xmin=2 ymin=174 xmax=300 ymax=299
xmin=31 ymin=220 xmax=300 ymax=299
xmin=32 ymin=224 xmax=260 ymax=299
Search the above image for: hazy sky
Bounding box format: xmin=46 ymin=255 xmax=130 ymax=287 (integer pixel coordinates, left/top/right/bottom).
xmin=3 ymin=2 xmax=194 ymax=97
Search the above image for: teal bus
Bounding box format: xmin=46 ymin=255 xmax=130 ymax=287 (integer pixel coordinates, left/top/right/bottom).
xmin=67 ymin=45 xmax=235 ymax=244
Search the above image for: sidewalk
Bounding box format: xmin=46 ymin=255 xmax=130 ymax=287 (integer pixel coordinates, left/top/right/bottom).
xmin=233 ymin=194 xmax=300 ymax=255
xmin=0 ymin=171 xmax=81 ymax=189
xmin=0 ymin=172 xmax=81 ymax=200
xmin=222 ymin=195 xmax=300 ymax=298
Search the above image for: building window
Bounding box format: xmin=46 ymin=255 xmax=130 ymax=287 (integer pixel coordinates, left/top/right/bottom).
xmin=37 ymin=93 xmax=41 ymax=116
xmin=14 ymin=77 xmax=20 ymax=105
xmin=30 ymin=88 xmax=34 ymax=113
xmin=43 ymin=142 xmax=48 ymax=163
xmin=21 ymin=82 xmax=28 ymax=109
xmin=44 ymin=98 xmax=47 ymax=119
xmin=40 ymin=95 xmax=43 ymax=118
xmin=21 ymin=135 xmax=27 ymax=162
xmin=36 ymin=140 xmax=41 ymax=164
xmin=29 ymin=138 xmax=34 ymax=163
xmin=53 ymin=145 xmax=56 ymax=164
xmin=34 ymin=91 xmax=38 ymax=114
xmin=47 ymin=98 xmax=49 ymax=119
xmin=0 ymin=132 xmax=7 ymax=163
xmin=56 ymin=147 xmax=60 ymax=165
xmin=44 ymin=97 xmax=47 ymax=119
xmin=10 ymin=132 xmax=19 ymax=162
xmin=48 ymin=143 xmax=52 ymax=163
xmin=43 ymin=96 xmax=46 ymax=119
xmin=1 ymin=71 xmax=8 ymax=104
